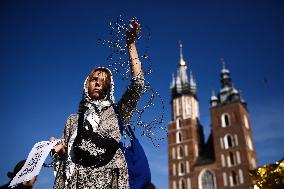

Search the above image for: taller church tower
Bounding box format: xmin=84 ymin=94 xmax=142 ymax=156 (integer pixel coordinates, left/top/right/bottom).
xmin=168 ymin=42 xmax=204 ymax=189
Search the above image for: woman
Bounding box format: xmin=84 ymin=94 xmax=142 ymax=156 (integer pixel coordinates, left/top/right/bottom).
xmin=51 ymin=20 xmax=144 ymax=189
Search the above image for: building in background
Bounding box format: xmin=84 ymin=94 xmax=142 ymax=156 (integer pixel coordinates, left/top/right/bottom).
xmin=168 ymin=43 xmax=257 ymax=189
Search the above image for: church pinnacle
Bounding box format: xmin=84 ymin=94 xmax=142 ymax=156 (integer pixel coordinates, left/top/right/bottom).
xmin=170 ymin=41 xmax=197 ymax=98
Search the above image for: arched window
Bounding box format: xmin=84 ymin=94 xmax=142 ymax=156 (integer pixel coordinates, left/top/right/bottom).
xmin=176 ymin=118 xmax=181 ymax=129
xmin=228 ymin=136 xmax=233 ymax=147
xmin=179 ymin=178 xmax=186 ymax=189
xmin=178 ymin=146 xmax=184 ymax=158
xmin=221 ymin=113 xmax=230 ymax=127
xmin=229 ymin=152 xmax=235 ymax=166
xmin=179 ymin=119 xmax=182 ymax=128
xmin=231 ymin=171 xmax=238 ymax=186
xmin=176 ymin=131 xmax=182 ymax=143
xmin=244 ymin=115 xmax=249 ymax=129
xmin=179 ymin=162 xmax=185 ymax=175
xmin=199 ymin=170 xmax=216 ymax=189
xmin=224 ymin=134 xmax=234 ymax=149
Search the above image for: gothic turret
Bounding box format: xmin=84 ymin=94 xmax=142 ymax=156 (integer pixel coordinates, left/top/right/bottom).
xmin=170 ymin=42 xmax=197 ymax=99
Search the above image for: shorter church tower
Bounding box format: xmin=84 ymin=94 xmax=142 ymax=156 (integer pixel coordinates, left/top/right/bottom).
xmin=209 ymin=59 xmax=258 ymax=188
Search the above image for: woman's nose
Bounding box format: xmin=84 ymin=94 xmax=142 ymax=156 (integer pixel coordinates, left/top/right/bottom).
xmin=95 ymin=82 xmax=100 ymax=87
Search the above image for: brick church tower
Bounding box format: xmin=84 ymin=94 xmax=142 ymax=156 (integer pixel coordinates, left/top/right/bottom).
xmin=168 ymin=44 xmax=257 ymax=189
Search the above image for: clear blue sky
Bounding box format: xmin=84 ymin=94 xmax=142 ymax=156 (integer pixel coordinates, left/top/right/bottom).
xmin=0 ymin=1 xmax=284 ymax=188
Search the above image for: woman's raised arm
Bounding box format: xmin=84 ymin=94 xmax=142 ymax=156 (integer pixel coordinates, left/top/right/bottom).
xmin=115 ymin=20 xmax=144 ymax=124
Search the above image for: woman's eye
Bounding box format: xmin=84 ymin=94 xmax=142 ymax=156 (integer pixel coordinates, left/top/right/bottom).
xmin=91 ymin=77 xmax=98 ymax=81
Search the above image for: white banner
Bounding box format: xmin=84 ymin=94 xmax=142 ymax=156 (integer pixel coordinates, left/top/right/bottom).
xmin=9 ymin=140 xmax=60 ymax=188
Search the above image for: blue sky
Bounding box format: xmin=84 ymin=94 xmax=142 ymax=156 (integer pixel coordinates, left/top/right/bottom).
xmin=0 ymin=1 xmax=284 ymax=188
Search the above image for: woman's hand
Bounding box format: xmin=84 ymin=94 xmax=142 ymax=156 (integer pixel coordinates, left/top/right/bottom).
xmin=49 ymin=136 xmax=66 ymax=155
xmin=126 ymin=20 xmax=141 ymax=46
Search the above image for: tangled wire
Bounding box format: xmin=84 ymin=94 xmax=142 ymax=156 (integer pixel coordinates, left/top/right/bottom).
xmin=98 ymin=15 xmax=167 ymax=147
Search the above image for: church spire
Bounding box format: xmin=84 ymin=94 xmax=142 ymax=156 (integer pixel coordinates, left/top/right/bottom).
xmin=221 ymin=58 xmax=226 ymax=70
xmin=179 ymin=41 xmax=186 ymax=66
xmin=170 ymin=41 xmax=197 ymax=98
xmin=180 ymin=41 xmax=183 ymax=60
xmin=220 ymin=58 xmax=232 ymax=89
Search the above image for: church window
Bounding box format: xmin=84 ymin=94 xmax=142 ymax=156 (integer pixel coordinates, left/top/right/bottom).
xmin=239 ymin=169 xmax=244 ymax=184
xmin=221 ymin=113 xmax=230 ymax=127
xmin=244 ymin=115 xmax=249 ymax=129
xmin=199 ymin=170 xmax=216 ymax=189
xmin=178 ymin=146 xmax=184 ymax=158
xmin=176 ymin=131 xmax=182 ymax=143
xmin=223 ymin=172 xmax=228 ymax=186
xmin=232 ymin=171 xmax=238 ymax=186
xmin=179 ymin=162 xmax=185 ymax=175
xmin=228 ymin=135 xmax=233 ymax=147
xmin=179 ymin=178 xmax=186 ymax=189
xmin=176 ymin=118 xmax=181 ymax=129
xmin=224 ymin=134 xmax=234 ymax=149
xmin=229 ymin=152 xmax=235 ymax=166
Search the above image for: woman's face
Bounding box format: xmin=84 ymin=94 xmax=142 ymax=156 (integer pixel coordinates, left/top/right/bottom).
xmin=88 ymin=70 xmax=109 ymax=100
